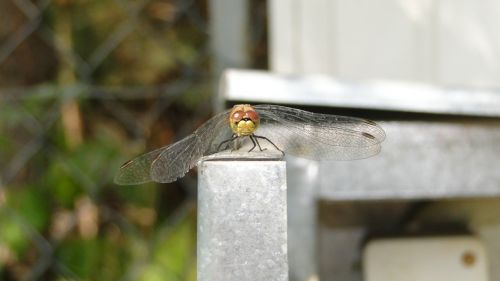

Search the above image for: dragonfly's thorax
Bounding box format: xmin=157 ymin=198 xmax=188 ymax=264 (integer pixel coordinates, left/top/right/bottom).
xmin=229 ymin=104 xmax=260 ymax=136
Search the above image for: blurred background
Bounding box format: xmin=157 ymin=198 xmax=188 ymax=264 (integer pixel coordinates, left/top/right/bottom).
xmin=3 ymin=0 xmax=500 ymax=281
xmin=0 ymin=0 xmax=266 ymax=280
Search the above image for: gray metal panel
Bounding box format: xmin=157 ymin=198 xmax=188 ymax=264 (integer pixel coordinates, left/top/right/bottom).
xmin=209 ymin=0 xmax=249 ymax=68
xmin=221 ymin=69 xmax=500 ymax=117
xmin=286 ymin=158 xmax=320 ymax=281
xmin=318 ymin=121 xmax=500 ymax=200
xmin=209 ymin=0 xmax=249 ymax=112
xmin=197 ymin=152 xmax=288 ymax=281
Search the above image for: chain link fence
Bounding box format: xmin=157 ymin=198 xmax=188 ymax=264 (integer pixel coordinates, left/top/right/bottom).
xmin=0 ymin=0 xmax=267 ymax=280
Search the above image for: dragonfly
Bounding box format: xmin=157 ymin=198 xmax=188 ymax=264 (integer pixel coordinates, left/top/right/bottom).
xmin=115 ymin=104 xmax=385 ymax=185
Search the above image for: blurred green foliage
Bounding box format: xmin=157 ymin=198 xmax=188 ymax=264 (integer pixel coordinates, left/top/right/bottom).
xmin=0 ymin=0 xmax=212 ymax=280
xmin=0 ymin=105 xmax=201 ymax=281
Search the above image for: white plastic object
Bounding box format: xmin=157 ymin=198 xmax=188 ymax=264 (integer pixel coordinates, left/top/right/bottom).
xmin=363 ymin=236 xmax=489 ymax=281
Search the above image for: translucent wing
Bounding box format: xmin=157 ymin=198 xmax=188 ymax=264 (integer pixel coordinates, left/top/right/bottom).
xmin=254 ymin=104 xmax=385 ymax=160
xmin=114 ymin=109 xmax=232 ymax=185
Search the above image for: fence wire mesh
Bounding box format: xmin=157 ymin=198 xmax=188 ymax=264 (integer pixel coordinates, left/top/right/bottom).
xmin=0 ymin=0 xmax=268 ymax=280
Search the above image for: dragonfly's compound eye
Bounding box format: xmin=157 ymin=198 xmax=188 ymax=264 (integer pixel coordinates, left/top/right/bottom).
xmin=231 ymin=110 xmax=244 ymax=122
xmin=245 ymin=110 xmax=259 ymax=122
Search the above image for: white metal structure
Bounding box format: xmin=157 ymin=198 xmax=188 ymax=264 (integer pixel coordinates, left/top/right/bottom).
xmin=269 ymin=0 xmax=500 ymax=89
xmin=209 ymin=1 xmax=500 ymax=280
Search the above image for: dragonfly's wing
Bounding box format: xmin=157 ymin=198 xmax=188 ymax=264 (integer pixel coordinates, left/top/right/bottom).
xmin=254 ymin=104 xmax=386 ymax=160
xmin=114 ymin=147 xmax=168 ymax=185
xmin=114 ymin=110 xmax=232 ymax=185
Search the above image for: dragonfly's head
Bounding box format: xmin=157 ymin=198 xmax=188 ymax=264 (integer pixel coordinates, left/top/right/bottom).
xmin=229 ymin=104 xmax=260 ymax=136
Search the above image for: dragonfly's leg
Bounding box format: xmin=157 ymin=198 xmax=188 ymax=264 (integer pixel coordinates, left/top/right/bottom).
xmin=251 ymin=134 xmax=265 ymax=151
xmin=253 ymin=135 xmax=284 ymax=156
xmin=217 ymin=135 xmax=238 ymax=152
xmin=248 ymin=135 xmax=257 ymax=152
xmin=232 ymin=137 xmax=240 ymax=151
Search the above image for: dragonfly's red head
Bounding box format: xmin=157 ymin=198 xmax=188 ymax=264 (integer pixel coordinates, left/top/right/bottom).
xmin=229 ymin=104 xmax=260 ymax=136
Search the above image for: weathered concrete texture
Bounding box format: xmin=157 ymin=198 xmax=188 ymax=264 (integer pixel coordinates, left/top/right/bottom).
xmin=197 ymin=152 xmax=288 ymax=281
